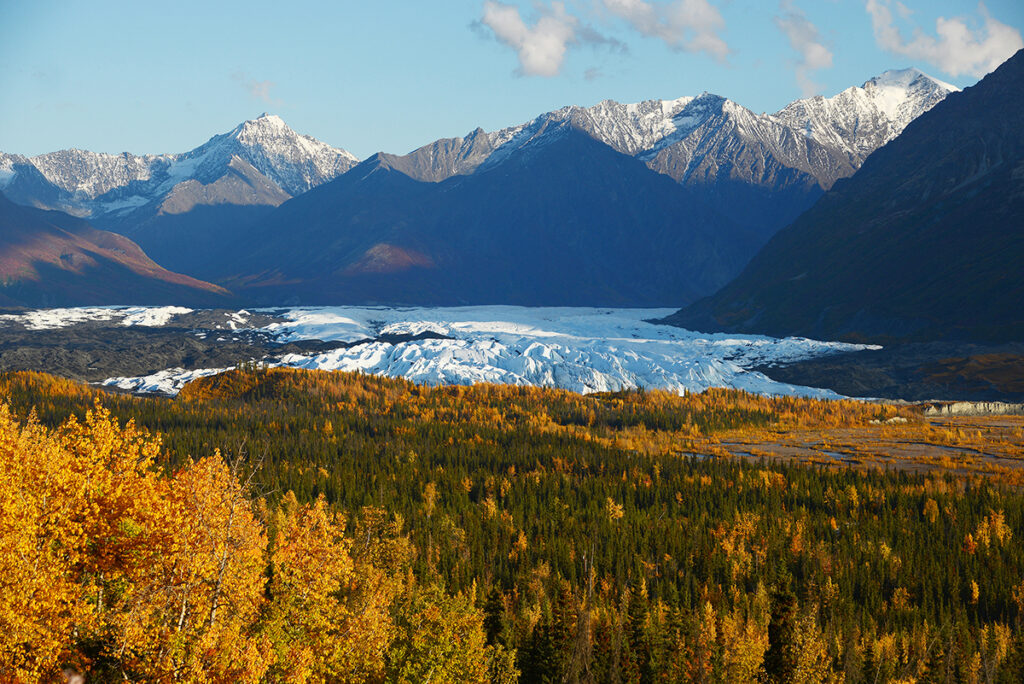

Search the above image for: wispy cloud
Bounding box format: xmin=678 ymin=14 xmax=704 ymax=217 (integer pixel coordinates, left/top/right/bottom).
xmin=231 ymin=72 xmax=283 ymax=106
xmin=774 ymin=1 xmax=833 ymax=96
xmin=479 ymin=1 xmax=579 ymax=77
xmin=866 ymin=0 xmax=1022 ymax=78
xmin=476 ymin=0 xmax=723 ymax=76
xmin=601 ymin=0 xmax=729 ymax=62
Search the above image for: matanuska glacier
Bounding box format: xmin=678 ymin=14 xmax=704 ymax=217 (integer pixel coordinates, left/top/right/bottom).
xmin=83 ymin=306 xmax=878 ymax=397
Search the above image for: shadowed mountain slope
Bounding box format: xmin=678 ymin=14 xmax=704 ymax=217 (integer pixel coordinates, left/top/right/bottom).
xmin=0 ymin=192 xmax=231 ymax=307
xmin=665 ymin=50 xmax=1024 ymax=344
xmin=214 ymin=127 xmax=758 ymax=307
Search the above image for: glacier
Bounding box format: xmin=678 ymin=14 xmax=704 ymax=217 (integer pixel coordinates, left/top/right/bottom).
xmin=95 ymin=306 xmax=878 ymax=398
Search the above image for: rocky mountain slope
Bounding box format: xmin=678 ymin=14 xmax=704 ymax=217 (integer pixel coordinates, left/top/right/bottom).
xmin=665 ymin=50 xmax=1024 ymax=344
xmin=1 ymin=114 xmax=356 ymax=209
xmin=0 ymin=192 xmax=231 ymax=307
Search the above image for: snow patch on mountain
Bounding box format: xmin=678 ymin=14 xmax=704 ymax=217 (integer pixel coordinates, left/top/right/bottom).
xmin=773 ymin=68 xmax=957 ymax=165
xmin=0 ymin=155 xmax=19 ymax=188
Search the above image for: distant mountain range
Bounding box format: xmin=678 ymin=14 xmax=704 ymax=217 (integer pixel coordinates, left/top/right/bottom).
xmin=666 ymin=49 xmax=1024 ymax=343
xmin=215 ymin=127 xmax=757 ymax=306
xmin=367 ymin=68 xmax=955 ymax=245
xmin=0 ymin=68 xmax=957 ymax=307
xmin=0 ymin=115 xmax=359 ymax=270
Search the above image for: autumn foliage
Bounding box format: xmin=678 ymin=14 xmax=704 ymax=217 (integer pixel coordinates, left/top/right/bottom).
xmin=0 ymin=400 xmax=500 ymax=682
xmin=2 ymin=368 xmax=1024 ymax=682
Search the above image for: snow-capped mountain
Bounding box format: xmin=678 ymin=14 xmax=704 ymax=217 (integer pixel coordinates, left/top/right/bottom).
xmin=774 ymin=68 xmax=958 ymax=168
xmin=0 ymin=114 xmax=358 ymax=220
xmin=666 ymin=50 xmax=1024 ymax=344
xmin=360 ymin=67 xmax=954 ymax=245
xmin=193 ymin=66 xmax=959 ymax=309
xmin=384 ymin=67 xmax=955 ymax=193
xmin=0 ymin=68 xmax=958 ymax=308
xmin=173 ymin=114 xmax=358 ymax=197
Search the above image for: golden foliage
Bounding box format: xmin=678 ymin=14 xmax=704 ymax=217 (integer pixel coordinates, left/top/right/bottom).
xmin=0 ymin=400 xmax=482 ymax=682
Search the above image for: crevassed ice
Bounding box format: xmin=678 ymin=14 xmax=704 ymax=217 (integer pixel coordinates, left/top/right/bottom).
xmin=100 ymin=306 xmax=877 ymax=398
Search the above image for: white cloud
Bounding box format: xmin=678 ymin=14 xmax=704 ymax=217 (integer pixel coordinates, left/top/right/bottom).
xmin=866 ymin=0 xmax=1022 ymax=78
xmin=774 ymin=1 xmax=833 ymax=96
xmin=602 ymin=0 xmax=729 ymax=62
xmin=480 ymin=1 xmax=579 ymax=77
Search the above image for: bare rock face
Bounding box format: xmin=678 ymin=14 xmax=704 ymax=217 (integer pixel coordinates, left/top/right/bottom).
xmin=375 ymin=68 xmax=955 ymax=194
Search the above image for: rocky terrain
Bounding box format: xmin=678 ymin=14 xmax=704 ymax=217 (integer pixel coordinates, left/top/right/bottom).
xmin=757 ymin=342 xmax=1024 ymax=402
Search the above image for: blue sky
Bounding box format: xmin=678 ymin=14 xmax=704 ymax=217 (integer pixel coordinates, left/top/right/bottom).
xmin=1 ymin=0 xmax=1021 ymax=159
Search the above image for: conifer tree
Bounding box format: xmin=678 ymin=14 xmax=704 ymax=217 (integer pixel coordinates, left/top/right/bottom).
xmin=484 ymin=586 xmax=511 ymax=647
xmin=764 ymin=583 xmax=799 ymax=683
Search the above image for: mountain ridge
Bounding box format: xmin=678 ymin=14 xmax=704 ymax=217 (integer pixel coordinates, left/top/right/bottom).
xmin=0 ymin=67 xmax=960 ymax=307
xmin=0 ymin=114 xmax=359 ymax=221
xmin=212 ymin=127 xmax=757 ymax=307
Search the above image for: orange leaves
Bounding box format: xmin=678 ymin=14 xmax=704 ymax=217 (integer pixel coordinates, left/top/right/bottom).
xmin=964 ymin=533 xmax=979 ymax=555
xmin=0 ymin=401 xmax=179 ymax=678
xmin=126 ymin=454 xmax=270 ymax=680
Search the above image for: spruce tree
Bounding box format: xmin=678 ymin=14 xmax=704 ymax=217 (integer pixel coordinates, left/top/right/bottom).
xmin=764 ymin=583 xmax=798 ymax=683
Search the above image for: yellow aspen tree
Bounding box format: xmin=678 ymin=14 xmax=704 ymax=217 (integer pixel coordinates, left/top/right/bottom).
xmin=386 ymin=583 xmax=490 ymax=684
xmin=790 ymin=611 xmax=839 ymax=684
xmin=266 ymin=495 xmax=395 ymax=683
xmin=110 ymin=454 xmax=270 ymax=682
xmin=0 ymin=405 xmax=93 ymax=679
xmin=719 ymin=609 xmax=768 ymax=683
xmin=690 ymin=600 xmax=718 ymax=683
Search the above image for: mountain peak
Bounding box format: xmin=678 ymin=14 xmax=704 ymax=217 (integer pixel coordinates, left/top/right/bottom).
xmin=232 ymin=113 xmax=295 ymax=141
xmin=252 ymin=112 xmax=287 ymax=125
xmin=866 ymin=67 xmax=958 ymax=93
